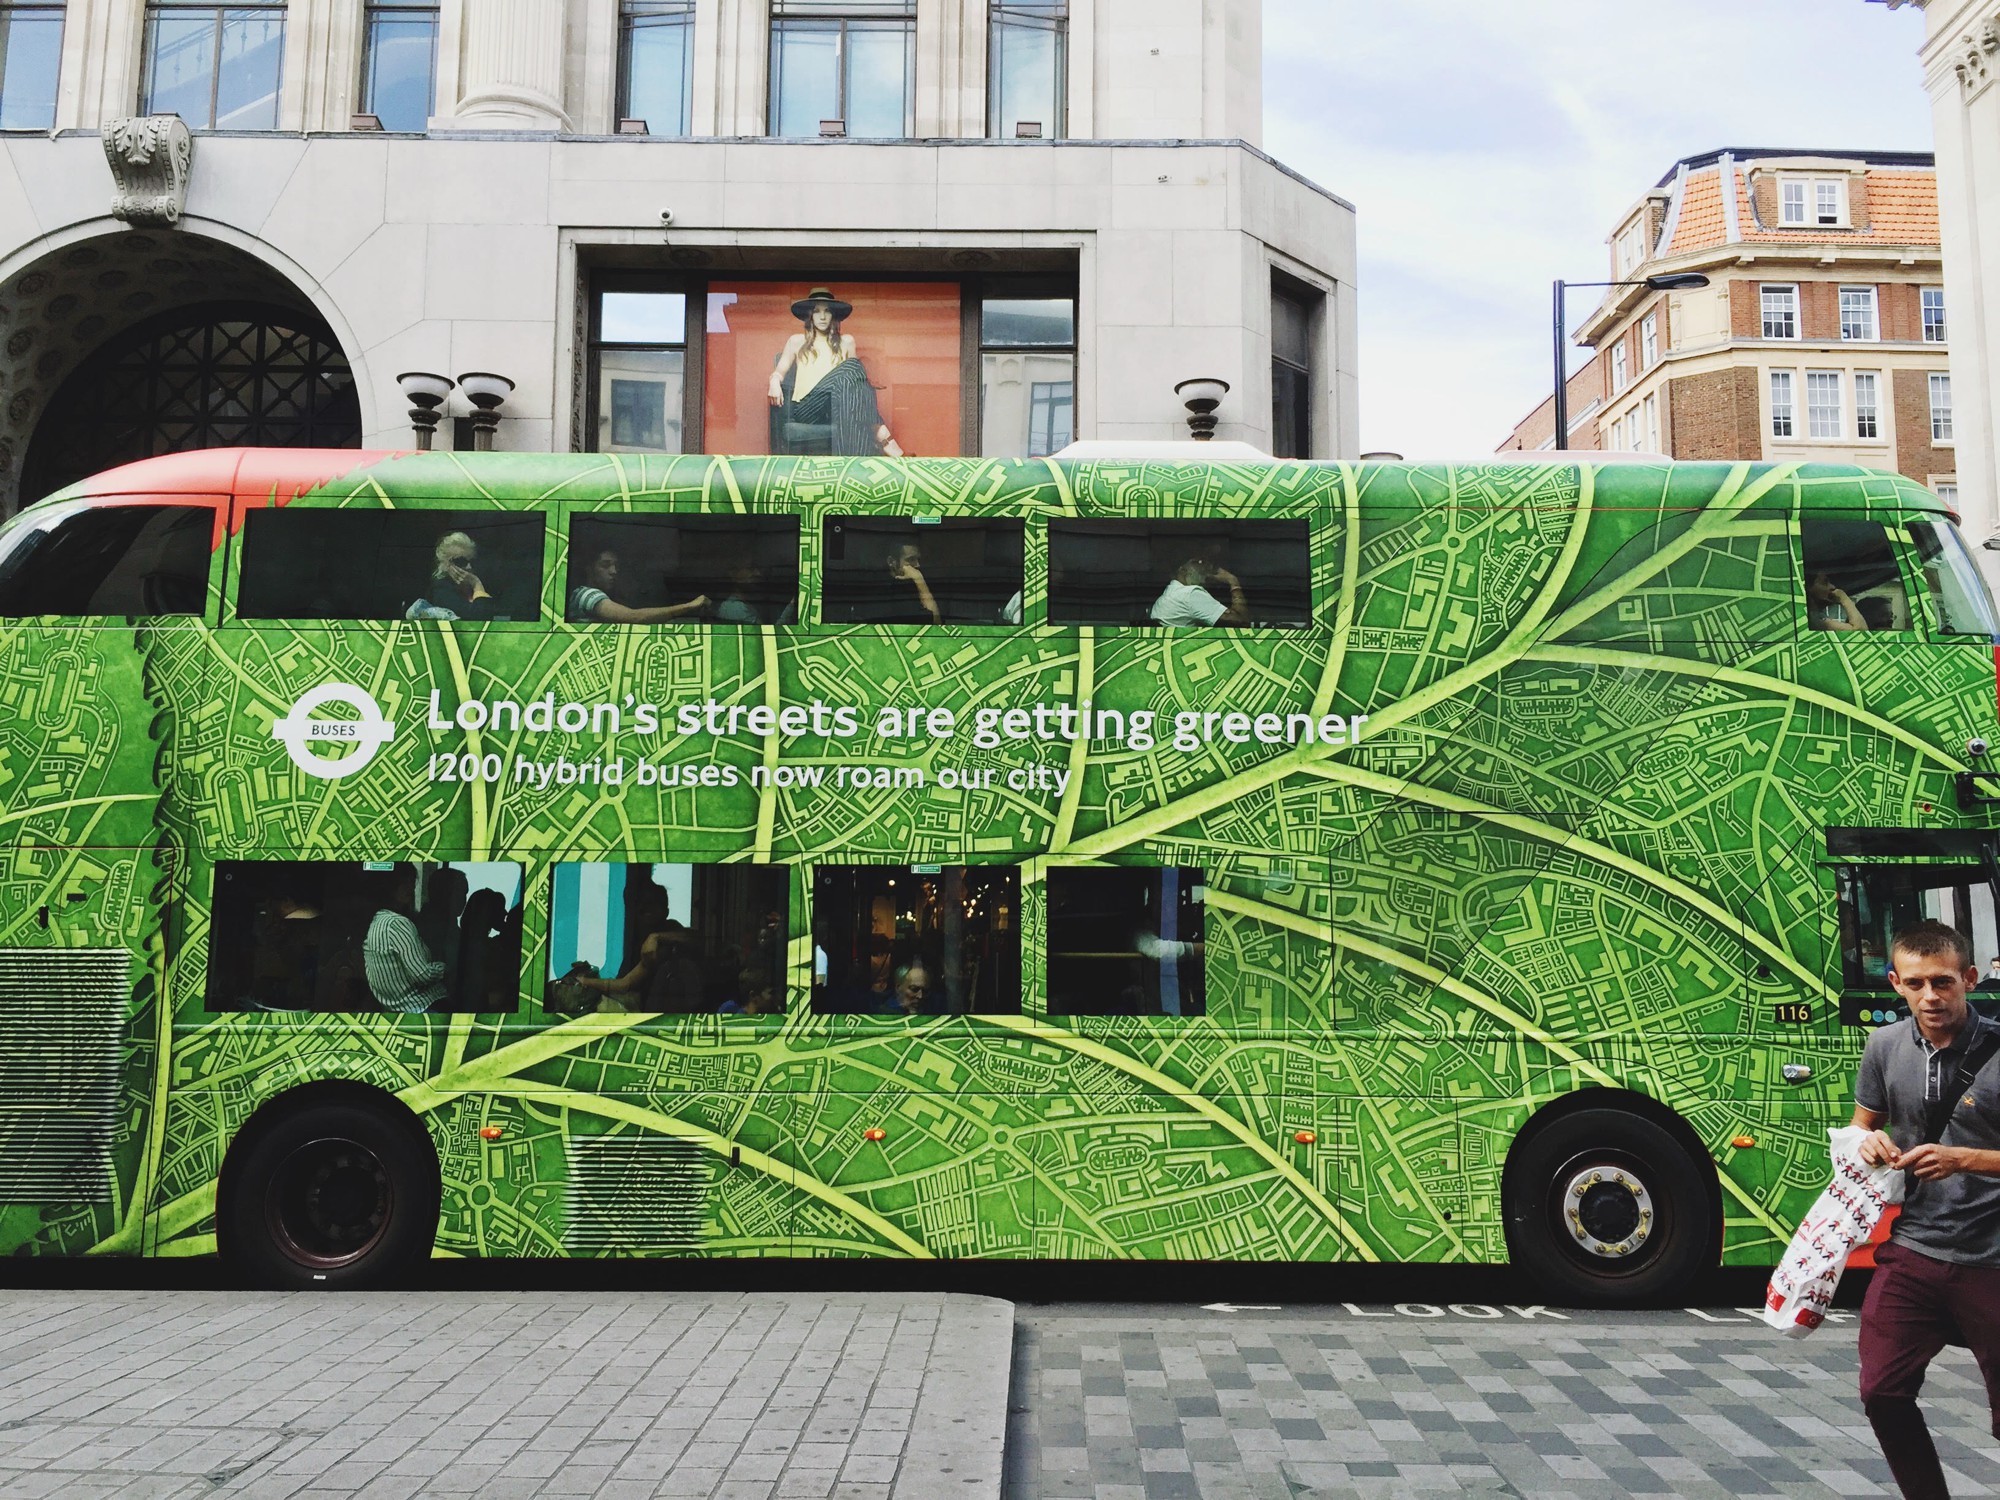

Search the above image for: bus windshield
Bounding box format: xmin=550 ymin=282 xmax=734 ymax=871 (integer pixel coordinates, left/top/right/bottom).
xmin=1909 ymin=519 xmax=2000 ymax=638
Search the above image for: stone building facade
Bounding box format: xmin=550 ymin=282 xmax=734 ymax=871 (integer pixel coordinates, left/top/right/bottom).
xmin=1499 ymin=148 xmax=1954 ymax=511
xmin=0 ymin=0 xmax=1356 ymax=512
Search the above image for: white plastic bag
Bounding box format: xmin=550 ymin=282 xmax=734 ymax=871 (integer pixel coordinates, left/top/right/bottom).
xmin=1762 ymin=1125 xmax=1904 ymax=1338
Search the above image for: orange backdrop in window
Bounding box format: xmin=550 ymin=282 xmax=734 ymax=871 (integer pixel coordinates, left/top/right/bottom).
xmin=703 ymin=282 xmax=963 ymax=458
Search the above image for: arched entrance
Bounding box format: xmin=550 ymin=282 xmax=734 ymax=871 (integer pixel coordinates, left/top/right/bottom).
xmin=21 ymin=302 xmax=360 ymax=501
xmin=0 ymin=230 xmax=362 ymax=510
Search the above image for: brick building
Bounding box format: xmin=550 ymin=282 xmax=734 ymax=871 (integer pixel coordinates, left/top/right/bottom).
xmin=1500 ymin=148 xmax=1954 ymax=508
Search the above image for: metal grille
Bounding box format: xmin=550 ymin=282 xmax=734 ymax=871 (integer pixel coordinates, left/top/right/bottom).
xmin=566 ymin=1134 xmax=713 ymax=1256
xmin=22 ymin=301 xmax=362 ymax=501
xmin=0 ymin=949 xmax=130 ymax=1204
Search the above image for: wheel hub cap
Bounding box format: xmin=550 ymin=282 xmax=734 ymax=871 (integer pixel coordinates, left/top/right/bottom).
xmin=1559 ymin=1165 xmax=1653 ymax=1258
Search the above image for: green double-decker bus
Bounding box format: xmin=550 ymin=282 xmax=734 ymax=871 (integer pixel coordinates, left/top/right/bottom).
xmin=0 ymin=446 xmax=1992 ymax=1300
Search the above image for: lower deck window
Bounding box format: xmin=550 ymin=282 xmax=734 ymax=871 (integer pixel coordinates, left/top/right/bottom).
xmin=207 ymin=860 xmax=524 ymax=1013
xmin=1047 ymin=866 xmax=1205 ymax=1016
xmin=812 ymin=864 xmax=1020 ymax=1014
xmin=544 ymin=862 xmax=789 ymax=1016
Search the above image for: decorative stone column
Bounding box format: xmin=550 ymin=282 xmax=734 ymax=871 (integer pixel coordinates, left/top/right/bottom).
xmin=103 ymin=115 xmax=193 ymax=227
xmin=444 ymin=0 xmax=573 ymax=130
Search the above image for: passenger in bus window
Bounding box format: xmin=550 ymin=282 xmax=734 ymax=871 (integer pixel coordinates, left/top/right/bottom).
xmin=884 ymin=542 xmax=943 ymax=626
xmin=715 ymin=562 xmax=766 ymax=624
xmin=1151 ymin=556 xmax=1249 ymax=627
xmin=568 ymin=546 xmax=708 ymax=624
xmin=1857 ymin=596 xmax=1895 ymax=632
xmin=363 ymin=864 xmax=448 ymax=1014
xmin=407 ymin=531 xmax=501 ymax=622
xmin=721 ymin=967 xmax=782 ymax=1016
xmin=1807 ymin=572 xmax=1869 ymax=631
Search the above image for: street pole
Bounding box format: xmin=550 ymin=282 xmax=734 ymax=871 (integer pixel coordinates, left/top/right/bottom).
xmin=1552 ymin=279 xmax=1568 ymax=452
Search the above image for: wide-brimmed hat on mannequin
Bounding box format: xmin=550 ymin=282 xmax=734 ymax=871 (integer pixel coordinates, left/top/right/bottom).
xmin=791 ymin=287 xmax=854 ymax=322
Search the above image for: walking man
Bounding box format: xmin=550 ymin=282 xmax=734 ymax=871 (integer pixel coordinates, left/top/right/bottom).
xmin=1854 ymin=919 xmax=2000 ymax=1497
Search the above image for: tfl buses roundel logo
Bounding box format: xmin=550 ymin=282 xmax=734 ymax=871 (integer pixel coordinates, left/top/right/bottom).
xmin=271 ymin=684 xmax=397 ymax=781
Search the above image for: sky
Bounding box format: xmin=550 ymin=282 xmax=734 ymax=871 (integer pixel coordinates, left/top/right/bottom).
xmin=1262 ymin=0 xmax=1936 ymax=458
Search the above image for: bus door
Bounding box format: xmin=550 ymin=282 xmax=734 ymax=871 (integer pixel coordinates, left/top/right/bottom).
xmin=0 ymin=492 xmax=222 ymax=1257
xmin=1823 ymin=828 xmax=2000 ymax=1032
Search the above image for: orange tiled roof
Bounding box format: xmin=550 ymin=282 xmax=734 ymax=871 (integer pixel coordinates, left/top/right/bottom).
xmin=1662 ymin=159 xmax=1937 ymax=254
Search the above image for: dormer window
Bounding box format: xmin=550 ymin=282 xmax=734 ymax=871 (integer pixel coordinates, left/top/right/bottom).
xmin=1780 ymin=176 xmax=1848 ymax=228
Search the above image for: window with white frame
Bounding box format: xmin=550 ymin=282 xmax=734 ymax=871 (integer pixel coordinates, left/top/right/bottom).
xmin=1616 ymin=223 xmax=1646 ymax=278
xmin=1806 ymin=371 xmax=1843 ymax=439
xmin=1932 ymin=373 xmax=1955 ymax=443
xmin=1923 ymin=287 xmax=1948 ymax=344
xmin=1936 ymin=481 xmax=1959 ymax=508
xmin=1644 ymin=393 xmax=1659 ymax=453
xmin=1762 ymin=284 xmax=1799 ymax=340
xmin=1816 ymin=180 xmax=1845 ymax=226
xmin=1770 ymin=370 xmax=1796 ymax=438
xmin=1840 ymin=286 xmax=1879 ymax=342
xmin=1609 ymin=416 xmax=1624 ymax=451
xmin=1854 ymin=371 xmax=1881 ymax=440
xmin=1611 ymin=344 xmax=1628 ymax=393
xmin=1779 ymin=178 xmax=1847 ymax=228
xmin=1641 ymin=312 xmax=1659 ymax=369
xmin=1781 ymin=181 xmax=1807 ymax=226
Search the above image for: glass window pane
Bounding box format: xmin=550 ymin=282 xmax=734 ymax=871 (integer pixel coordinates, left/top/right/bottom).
xmin=567 ymin=514 xmax=799 ymax=625
xmin=1908 ymin=519 xmax=2000 ymax=638
xmin=598 ymin=352 xmax=685 ymax=453
xmin=843 ymin=22 xmax=909 ymax=137
xmin=773 ymin=0 xmax=913 ymax=14
xmin=1272 ymin=361 xmax=1307 ymax=459
xmin=600 ymin=291 xmax=686 ymax=345
xmin=622 ymin=7 xmax=692 ymax=134
xmin=0 ymin=502 xmax=211 ymax=617
xmin=771 ymin=20 xmax=839 ymax=134
xmin=1837 ymin=862 xmax=1993 ymax=1007
xmin=363 ymin=11 xmax=437 ymax=131
xmin=1048 ymin=867 xmax=1205 ymax=1018
xmin=982 ymin=350 xmax=1073 ymax=458
xmin=980 ymin=297 xmax=1074 ymax=347
xmin=990 ymin=14 xmax=1058 ymax=137
xmin=821 ymin=517 xmax=1023 ymax=625
xmin=146 ymin=12 xmax=220 ymax=124
xmin=811 ymin=865 xmax=1019 ymax=1016
xmin=214 ymin=9 xmax=284 ymax=129
xmin=1801 ymin=517 xmax=1908 ymax=633
xmin=1048 ymin=518 xmax=1312 ymax=629
xmin=0 ymin=8 xmax=63 ymax=130
xmin=207 ymin=860 xmax=525 ymax=1013
xmin=237 ymin=508 xmax=544 ymax=622
xmin=546 ymin=863 xmax=790 ymax=1016
xmin=1272 ymin=291 xmax=1312 ymax=369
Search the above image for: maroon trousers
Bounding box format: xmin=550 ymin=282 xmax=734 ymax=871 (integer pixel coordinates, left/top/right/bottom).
xmin=1859 ymin=1240 xmax=2000 ymax=1498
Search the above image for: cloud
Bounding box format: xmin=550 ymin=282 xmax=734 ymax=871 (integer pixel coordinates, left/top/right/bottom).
xmin=1265 ymin=0 xmax=1934 ymax=457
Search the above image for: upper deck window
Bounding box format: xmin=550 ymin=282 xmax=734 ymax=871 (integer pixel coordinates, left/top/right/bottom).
xmin=0 ymin=501 xmax=210 ymax=618
xmin=237 ymin=508 xmax=543 ymax=622
xmin=1907 ymin=519 xmax=2000 ymax=638
xmin=1800 ymin=517 xmax=1910 ymax=633
xmin=1047 ymin=519 xmax=1311 ymax=629
xmin=567 ymin=514 xmax=799 ymax=625
xmin=821 ymin=517 xmax=1023 ymax=626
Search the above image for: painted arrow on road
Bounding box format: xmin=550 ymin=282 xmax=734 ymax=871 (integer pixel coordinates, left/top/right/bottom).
xmin=1201 ymin=1303 xmax=1282 ymax=1313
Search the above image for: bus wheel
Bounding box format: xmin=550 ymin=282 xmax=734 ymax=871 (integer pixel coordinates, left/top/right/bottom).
xmin=1504 ymin=1107 xmax=1715 ymax=1306
xmin=222 ymin=1097 xmax=438 ymax=1289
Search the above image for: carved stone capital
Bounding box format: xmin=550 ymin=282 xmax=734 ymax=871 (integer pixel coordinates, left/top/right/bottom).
xmin=103 ymin=115 xmax=193 ymax=227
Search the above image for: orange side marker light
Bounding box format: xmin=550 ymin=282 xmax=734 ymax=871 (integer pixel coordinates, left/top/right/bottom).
xmin=1294 ymin=1131 xmax=1317 ymax=1145
xmin=1731 ymin=1135 xmax=1756 ymax=1149
xmin=479 ymin=1126 xmax=504 ymax=1141
xmin=863 ymin=1128 xmax=887 ymax=1142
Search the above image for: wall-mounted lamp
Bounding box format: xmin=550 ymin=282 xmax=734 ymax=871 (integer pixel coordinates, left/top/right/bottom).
xmin=456 ymin=371 xmax=516 ymax=451
xmin=1174 ymin=377 xmax=1230 ymax=441
xmin=395 ymin=371 xmax=453 ymax=450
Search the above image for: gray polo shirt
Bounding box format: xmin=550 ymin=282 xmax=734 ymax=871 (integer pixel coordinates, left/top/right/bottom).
xmin=1856 ymin=1012 xmax=2000 ymax=1266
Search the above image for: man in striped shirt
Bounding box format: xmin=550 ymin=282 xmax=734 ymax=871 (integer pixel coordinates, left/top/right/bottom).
xmin=363 ymin=864 xmax=448 ymax=1014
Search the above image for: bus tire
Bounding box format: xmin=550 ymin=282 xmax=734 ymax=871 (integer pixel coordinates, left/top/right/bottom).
xmin=221 ymin=1095 xmax=438 ymax=1289
xmin=1503 ymin=1106 xmax=1715 ymax=1306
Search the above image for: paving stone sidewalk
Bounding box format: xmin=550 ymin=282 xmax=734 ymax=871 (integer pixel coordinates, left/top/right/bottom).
xmin=1006 ymin=1302 xmax=2000 ymax=1500
xmin=0 ymin=1289 xmax=1011 ymax=1500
